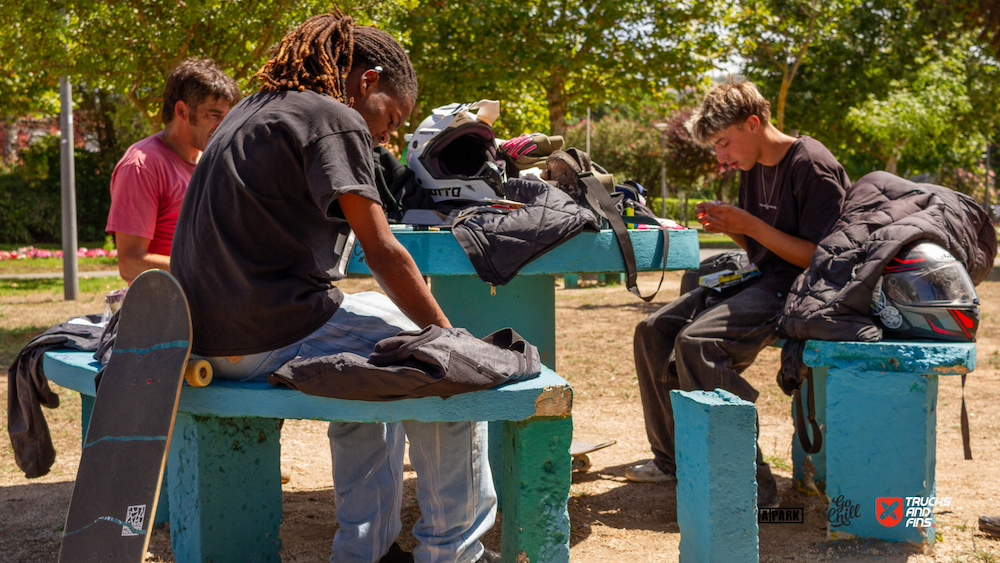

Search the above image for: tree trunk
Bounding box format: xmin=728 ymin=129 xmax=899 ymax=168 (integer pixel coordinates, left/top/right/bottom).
xmin=776 ymin=76 xmax=791 ymax=132
xmin=546 ymin=75 xmax=566 ymax=137
xmin=885 ymin=155 xmax=898 ymax=175
xmin=3 ymin=116 xmax=17 ymax=164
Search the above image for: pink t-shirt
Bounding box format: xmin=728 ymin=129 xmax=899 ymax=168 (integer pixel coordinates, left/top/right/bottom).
xmin=106 ymin=135 xmax=196 ymax=256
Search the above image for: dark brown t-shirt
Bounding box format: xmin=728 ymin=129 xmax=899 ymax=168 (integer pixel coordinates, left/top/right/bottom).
xmin=738 ymin=136 xmax=849 ymax=294
xmin=171 ymin=90 xmax=380 ymax=356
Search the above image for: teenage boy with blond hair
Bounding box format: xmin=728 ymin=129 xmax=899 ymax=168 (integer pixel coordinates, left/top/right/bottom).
xmin=627 ymin=80 xmax=849 ymax=507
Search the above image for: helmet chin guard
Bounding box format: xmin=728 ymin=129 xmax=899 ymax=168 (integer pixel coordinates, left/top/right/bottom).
xmin=406 ymin=100 xmax=507 ymax=203
xmin=871 ymin=241 xmax=980 ymax=342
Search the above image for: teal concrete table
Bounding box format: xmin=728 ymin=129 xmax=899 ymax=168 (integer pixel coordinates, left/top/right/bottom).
xmin=347 ymin=227 xmax=700 ymax=369
xmin=790 ymin=340 xmax=976 ymax=547
xmin=348 ymin=227 xmax=700 ymax=496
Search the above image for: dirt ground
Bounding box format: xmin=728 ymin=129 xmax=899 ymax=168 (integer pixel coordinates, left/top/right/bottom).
xmin=2 ymin=271 xmax=1000 ymax=562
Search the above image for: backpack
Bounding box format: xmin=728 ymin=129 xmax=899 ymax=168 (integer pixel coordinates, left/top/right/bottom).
xmin=545 ymin=148 xmax=667 ymax=301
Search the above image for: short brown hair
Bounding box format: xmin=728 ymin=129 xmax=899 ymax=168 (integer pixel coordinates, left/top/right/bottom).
xmin=161 ymin=58 xmax=241 ymax=124
xmin=686 ymin=79 xmax=772 ymax=147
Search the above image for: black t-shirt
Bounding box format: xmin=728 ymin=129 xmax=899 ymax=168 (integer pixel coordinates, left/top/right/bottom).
xmin=170 ymin=90 xmax=380 ymax=356
xmin=737 ymin=136 xmax=849 ymax=294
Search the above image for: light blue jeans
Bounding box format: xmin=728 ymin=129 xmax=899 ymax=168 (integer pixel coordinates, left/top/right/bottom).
xmin=200 ymin=292 xmax=497 ymax=563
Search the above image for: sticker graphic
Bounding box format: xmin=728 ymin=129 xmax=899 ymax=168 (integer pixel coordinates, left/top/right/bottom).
xmin=875 ymin=497 xmax=903 ymax=527
xmin=879 ymin=306 xmax=903 ymax=329
xmin=122 ymin=504 xmax=146 ymax=536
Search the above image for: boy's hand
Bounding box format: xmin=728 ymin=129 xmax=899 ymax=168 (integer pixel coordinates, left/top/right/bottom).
xmin=697 ymin=200 xmax=756 ymax=236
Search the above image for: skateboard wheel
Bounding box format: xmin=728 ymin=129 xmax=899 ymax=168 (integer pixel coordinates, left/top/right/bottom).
xmin=572 ymin=453 xmax=591 ymax=473
xmin=185 ymin=359 xmax=213 ymax=387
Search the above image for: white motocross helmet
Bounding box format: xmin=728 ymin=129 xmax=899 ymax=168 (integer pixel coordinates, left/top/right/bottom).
xmin=406 ymin=100 xmax=506 ymax=203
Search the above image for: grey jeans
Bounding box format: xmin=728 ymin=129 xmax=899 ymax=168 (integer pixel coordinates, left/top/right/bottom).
xmin=634 ymin=283 xmax=785 ymax=496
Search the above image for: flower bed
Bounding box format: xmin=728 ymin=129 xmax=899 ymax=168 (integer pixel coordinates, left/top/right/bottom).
xmin=0 ymin=246 xmax=117 ymax=260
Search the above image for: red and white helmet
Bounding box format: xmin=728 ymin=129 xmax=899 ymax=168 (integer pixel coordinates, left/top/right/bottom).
xmin=871 ymin=241 xmax=980 ymax=341
xmin=406 ymin=100 xmax=506 ymax=203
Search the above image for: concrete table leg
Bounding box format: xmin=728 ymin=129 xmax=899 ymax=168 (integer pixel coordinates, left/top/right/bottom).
xmin=501 ymin=415 xmax=572 ymax=563
xmin=803 ymin=340 xmax=976 ymax=546
xmin=431 ymin=274 xmax=558 ymax=503
xmin=671 ymin=389 xmax=758 ymax=563
xmin=166 ymin=413 xmax=283 ymax=562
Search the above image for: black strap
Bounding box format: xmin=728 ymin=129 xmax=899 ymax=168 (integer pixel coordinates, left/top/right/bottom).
xmin=577 ymin=172 xmax=665 ymax=302
xmin=961 ymin=373 xmax=972 ymax=460
xmin=793 ymin=367 xmax=823 ymax=454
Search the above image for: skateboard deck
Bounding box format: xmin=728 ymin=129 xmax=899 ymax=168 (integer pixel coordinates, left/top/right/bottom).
xmin=59 ymin=270 xmax=192 ymax=562
xmin=570 ymin=440 xmax=616 ymax=472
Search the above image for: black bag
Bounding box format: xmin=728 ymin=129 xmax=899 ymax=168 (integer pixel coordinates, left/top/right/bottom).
xmin=679 ymin=250 xmax=749 ymax=296
xmin=545 ymin=148 xmax=668 ymax=301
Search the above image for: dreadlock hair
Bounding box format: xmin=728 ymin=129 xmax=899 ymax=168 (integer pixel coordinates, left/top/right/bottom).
xmin=254 ymin=9 xmax=417 ymax=106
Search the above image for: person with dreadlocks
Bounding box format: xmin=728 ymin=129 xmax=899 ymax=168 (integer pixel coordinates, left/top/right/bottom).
xmin=170 ymin=11 xmax=497 ymax=563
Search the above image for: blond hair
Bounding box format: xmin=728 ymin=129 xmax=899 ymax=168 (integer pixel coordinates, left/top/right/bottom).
xmin=686 ymin=79 xmax=772 ymax=147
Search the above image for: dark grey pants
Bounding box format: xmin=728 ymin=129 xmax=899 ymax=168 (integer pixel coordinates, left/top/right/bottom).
xmin=634 ymin=283 xmax=784 ymax=497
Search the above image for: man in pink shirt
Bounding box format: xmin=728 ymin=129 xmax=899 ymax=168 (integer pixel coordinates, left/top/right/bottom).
xmin=106 ymin=58 xmax=240 ymax=282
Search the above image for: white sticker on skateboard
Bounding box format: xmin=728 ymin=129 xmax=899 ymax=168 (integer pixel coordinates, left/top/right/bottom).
xmin=122 ymin=505 xmax=146 ymax=536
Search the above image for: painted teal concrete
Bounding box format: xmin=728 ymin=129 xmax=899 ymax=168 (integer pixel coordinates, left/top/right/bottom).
xmin=167 ymin=413 xmax=283 ymax=562
xmin=563 ymin=274 xmax=579 ymax=288
xmin=800 ymin=340 xmax=976 ymax=546
xmin=791 ymin=366 xmax=827 ymax=495
xmin=44 ymin=350 xmax=574 ymax=562
xmin=44 ymin=351 xmax=565 ymax=422
xmin=501 ymin=415 xmax=572 ymax=563
xmin=672 ymin=389 xmax=758 ymax=563
xmin=347 ymin=227 xmax=700 ymax=276
xmin=431 ymin=274 xmax=556 ymax=369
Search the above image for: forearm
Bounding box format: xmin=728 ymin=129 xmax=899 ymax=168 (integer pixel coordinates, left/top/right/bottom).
xmin=744 ymin=220 xmax=816 ymax=269
xmin=367 ymin=241 xmax=451 ymax=328
xmin=727 ymin=232 xmax=747 ymax=251
xmin=118 ymin=252 xmax=170 ymax=283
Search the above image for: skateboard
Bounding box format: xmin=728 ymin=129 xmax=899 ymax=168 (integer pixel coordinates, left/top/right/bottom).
xmin=59 ymin=270 xmax=212 ymax=562
xmin=570 ymin=440 xmax=616 ymax=472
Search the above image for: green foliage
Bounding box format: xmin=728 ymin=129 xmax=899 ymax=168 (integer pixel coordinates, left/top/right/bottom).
xmin=0 ymin=135 xmax=113 ymax=243
xmin=846 ymin=53 xmax=973 ymax=173
xmin=729 ymin=0 xmax=864 ymax=130
xmin=403 ymin=0 xmax=725 ymax=136
xmin=562 ymin=104 xmax=735 ymax=206
xmin=563 ymin=114 xmax=661 ymax=192
xmin=648 ymin=197 xmax=703 ymax=221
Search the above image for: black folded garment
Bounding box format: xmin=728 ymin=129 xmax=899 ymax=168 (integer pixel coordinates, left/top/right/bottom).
xmin=269 ymin=326 xmax=541 ymax=401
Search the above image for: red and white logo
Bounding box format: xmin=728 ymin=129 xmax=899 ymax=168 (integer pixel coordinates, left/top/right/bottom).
xmin=875 ymin=497 xmax=903 ymax=527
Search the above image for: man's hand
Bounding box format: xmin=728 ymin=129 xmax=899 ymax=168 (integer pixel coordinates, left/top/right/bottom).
xmin=696 ymin=200 xmax=816 ymax=269
xmin=339 ymin=193 xmax=452 ymax=328
xmin=115 ymin=233 xmax=170 ymax=283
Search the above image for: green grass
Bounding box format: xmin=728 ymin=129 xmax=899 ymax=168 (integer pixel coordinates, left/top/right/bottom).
xmin=0 ymin=256 xmax=118 ymax=275
xmin=0 ymin=277 xmax=124 ymax=296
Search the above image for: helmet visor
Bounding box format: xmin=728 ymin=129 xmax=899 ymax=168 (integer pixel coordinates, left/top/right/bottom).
xmin=884 ymin=262 xmax=978 ymax=307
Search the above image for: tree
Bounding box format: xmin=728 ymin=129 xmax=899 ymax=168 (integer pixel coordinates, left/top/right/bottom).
xmin=730 ymin=0 xmax=862 ymax=132
xmin=846 ymin=55 xmax=974 ymax=174
xmin=403 ymin=0 xmax=725 ymax=137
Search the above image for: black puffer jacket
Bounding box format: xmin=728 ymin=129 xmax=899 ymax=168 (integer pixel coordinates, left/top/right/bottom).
xmin=451 ymin=178 xmax=600 ymax=286
xmin=776 ymin=171 xmax=996 ymax=393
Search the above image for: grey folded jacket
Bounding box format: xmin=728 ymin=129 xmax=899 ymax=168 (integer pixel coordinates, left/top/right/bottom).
xmin=269 ymin=326 xmax=541 ymax=401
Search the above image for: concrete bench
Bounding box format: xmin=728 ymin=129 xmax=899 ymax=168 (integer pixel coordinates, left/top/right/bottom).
xmin=790 ymin=340 xmax=976 ymax=546
xmin=44 ymin=349 xmax=574 ymax=563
